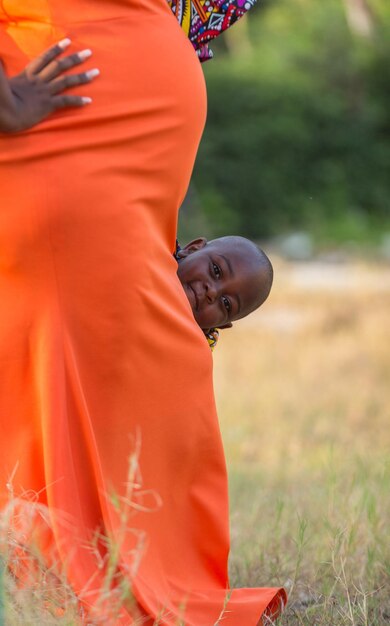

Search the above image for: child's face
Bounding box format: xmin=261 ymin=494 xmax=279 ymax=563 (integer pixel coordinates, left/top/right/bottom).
xmin=177 ymin=238 xmax=271 ymax=330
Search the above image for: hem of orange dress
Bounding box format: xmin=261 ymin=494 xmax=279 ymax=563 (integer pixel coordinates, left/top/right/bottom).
xmin=262 ymin=587 xmax=288 ymax=624
xmin=129 ymin=578 xmax=288 ymax=626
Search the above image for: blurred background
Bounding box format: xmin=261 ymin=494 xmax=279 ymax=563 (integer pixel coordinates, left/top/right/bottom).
xmin=178 ymin=1 xmax=390 ymax=623
xmin=178 ymin=0 xmax=389 ymax=254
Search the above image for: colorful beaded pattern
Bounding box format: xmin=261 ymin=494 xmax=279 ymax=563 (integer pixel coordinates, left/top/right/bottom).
xmin=168 ymin=0 xmax=257 ymax=62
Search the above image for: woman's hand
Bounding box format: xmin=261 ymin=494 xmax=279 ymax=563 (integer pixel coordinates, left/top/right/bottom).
xmin=0 ymin=38 xmax=99 ymax=133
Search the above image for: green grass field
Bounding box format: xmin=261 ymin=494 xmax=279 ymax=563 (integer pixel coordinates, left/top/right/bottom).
xmin=1 ymin=258 xmax=389 ymax=625
xmin=214 ymin=258 xmax=390 ymax=625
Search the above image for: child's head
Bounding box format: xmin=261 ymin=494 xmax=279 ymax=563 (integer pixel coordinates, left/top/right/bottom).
xmin=176 ymin=236 xmax=273 ymax=330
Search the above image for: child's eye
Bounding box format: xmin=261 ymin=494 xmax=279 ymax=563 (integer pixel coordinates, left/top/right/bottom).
xmin=222 ymin=296 xmax=231 ymax=312
xmin=213 ymin=263 xmax=221 ymax=279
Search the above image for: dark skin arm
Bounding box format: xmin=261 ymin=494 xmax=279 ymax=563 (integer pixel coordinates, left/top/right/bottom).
xmin=0 ymin=38 xmax=99 ymax=134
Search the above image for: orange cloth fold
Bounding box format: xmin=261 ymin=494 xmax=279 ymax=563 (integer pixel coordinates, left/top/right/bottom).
xmin=0 ymin=1 xmax=286 ymax=623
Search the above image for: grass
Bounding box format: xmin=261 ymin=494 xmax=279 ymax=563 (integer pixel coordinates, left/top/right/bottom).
xmin=214 ymin=257 xmax=390 ymax=625
xmin=1 ymin=257 xmax=390 ymax=624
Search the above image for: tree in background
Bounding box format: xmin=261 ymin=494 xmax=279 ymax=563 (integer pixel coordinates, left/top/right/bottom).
xmin=179 ymin=0 xmax=390 ymax=245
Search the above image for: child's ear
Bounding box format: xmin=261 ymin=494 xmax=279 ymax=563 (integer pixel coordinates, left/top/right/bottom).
xmin=177 ymin=237 xmax=207 ymax=258
xmin=219 ymin=322 xmax=233 ymax=330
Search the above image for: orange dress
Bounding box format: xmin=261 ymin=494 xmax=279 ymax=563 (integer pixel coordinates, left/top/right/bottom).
xmin=0 ymin=1 xmax=286 ymax=623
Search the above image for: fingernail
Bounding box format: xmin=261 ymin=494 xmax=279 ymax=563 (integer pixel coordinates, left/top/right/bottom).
xmin=78 ymin=49 xmax=92 ymax=60
xmin=82 ymin=97 xmax=93 ymax=105
xmin=86 ymin=68 xmax=100 ymax=79
xmin=58 ymin=38 xmax=71 ymax=49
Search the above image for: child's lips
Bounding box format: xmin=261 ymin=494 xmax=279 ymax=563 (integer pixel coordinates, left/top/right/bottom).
xmin=188 ymin=283 xmax=199 ymax=311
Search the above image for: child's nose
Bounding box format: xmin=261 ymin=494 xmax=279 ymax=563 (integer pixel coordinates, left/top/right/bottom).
xmin=205 ymin=282 xmax=218 ymax=304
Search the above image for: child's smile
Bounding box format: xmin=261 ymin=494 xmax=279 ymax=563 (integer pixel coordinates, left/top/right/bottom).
xmin=176 ymin=237 xmax=273 ymax=330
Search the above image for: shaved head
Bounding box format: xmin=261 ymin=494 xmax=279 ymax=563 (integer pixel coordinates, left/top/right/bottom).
xmin=208 ymin=236 xmax=273 ymax=313
xmin=177 ymin=235 xmax=273 ymax=330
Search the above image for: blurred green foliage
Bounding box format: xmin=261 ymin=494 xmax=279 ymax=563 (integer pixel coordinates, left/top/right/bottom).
xmin=179 ymin=0 xmax=390 ymax=243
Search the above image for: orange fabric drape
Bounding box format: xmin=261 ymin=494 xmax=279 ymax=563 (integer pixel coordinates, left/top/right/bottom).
xmin=0 ymin=1 xmax=286 ymax=623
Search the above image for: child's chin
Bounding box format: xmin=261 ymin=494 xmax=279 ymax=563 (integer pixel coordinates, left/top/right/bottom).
xmin=193 ymin=312 xmax=207 ymax=330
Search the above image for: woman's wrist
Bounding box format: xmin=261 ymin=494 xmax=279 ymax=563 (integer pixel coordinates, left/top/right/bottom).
xmin=0 ymin=62 xmax=17 ymax=132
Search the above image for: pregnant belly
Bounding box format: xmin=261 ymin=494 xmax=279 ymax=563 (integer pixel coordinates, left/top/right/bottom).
xmin=0 ymin=12 xmax=207 ymax=166
xmin=0 ymin=13 xmax=207 ymax=280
